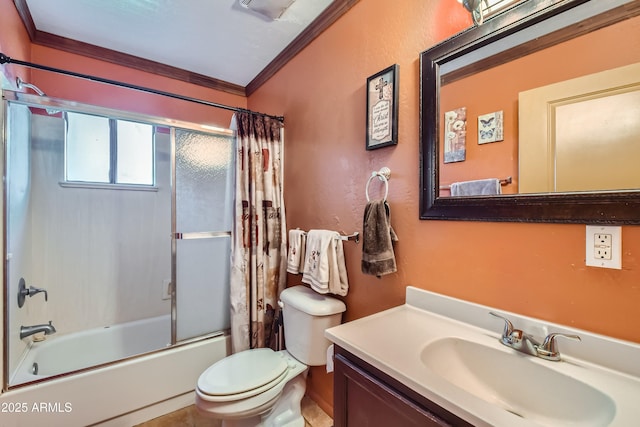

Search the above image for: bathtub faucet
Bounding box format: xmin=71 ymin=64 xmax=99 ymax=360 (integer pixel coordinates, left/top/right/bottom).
xmin=20 ymin=321 xmax=56 ymax=339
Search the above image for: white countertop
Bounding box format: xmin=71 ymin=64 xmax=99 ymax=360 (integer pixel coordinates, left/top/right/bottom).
xmin=325 ymin=286 xmax=640 ymax=427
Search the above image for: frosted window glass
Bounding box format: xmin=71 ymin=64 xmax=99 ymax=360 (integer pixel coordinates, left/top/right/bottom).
xmin=66 ymin=112 xmax=110 ymax=182
xmin=175 ymin=130 xmax=234 ymax=232
xmin=117 ymin=120 xmax=154 ymax=185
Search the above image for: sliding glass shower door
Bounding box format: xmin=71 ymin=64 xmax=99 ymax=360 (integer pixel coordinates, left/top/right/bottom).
xmin=173 ymin=128 xmax=234 ymax=342
xmin=3 ymin=90 xmax=236 ymax=388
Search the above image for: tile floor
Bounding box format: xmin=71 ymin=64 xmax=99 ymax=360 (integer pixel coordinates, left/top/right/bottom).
xmin=135 ymin=396 xmax=332 ymax=427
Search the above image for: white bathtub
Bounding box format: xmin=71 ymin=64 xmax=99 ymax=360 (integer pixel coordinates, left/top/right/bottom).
xmin=1 ymin=315 xmax=230 ymax=427
xmin=12 ymin=315 xmax=172 ymax=384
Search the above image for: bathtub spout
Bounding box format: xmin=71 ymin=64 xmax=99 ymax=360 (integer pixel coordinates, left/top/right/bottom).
xmin=20 ymin=321 xmax=56 ymax=339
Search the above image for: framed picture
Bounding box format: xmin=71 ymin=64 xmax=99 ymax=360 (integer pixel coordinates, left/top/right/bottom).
xmin=444 ymin=107 xmax=467 ymax=163
xmin=366 ymin=64 xmax=399 ymax=150
xmin=478 ymin=110 xmax=504 ymax=144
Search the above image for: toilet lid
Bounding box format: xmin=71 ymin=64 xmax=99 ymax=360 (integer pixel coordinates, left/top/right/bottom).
xmin=197 ymin=348 xmax=289 ymax=398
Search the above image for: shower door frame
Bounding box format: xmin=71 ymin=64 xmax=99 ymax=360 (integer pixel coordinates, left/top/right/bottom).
xmin=1 ymin=90 xmax=233 ymax=390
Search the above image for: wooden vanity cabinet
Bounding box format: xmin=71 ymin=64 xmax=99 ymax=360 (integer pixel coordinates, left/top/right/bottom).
xmin=333 ymin=345 xmax=473 ymax=427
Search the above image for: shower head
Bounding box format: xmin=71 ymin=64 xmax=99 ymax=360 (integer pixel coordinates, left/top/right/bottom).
xmin=15 ymin=77 xmax=59 ymax=115
xmin=16 ymin=77 xmax=46 ymax=96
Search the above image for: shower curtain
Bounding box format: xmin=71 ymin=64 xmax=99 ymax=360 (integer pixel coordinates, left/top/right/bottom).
xmin=230 ymin=112 xmax=287 ymax=352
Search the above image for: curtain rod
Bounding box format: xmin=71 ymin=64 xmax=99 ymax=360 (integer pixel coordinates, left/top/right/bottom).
xmin=0 ymin=52 xmax=284 ymax=123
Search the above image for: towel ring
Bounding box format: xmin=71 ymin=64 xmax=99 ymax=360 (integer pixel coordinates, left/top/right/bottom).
xmin=365 ymin=167 xmax=390 ymax=202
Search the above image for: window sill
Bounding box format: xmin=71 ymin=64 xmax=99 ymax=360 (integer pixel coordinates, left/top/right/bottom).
xmin=59 ymin=182 xmax=158 ymax=192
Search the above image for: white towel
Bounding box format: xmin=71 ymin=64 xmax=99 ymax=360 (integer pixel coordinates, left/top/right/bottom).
xmin=450 ymin=178 xmax=501 ymax=196
xmin=328 ymin=236 xmax=349 ymax=296
xmin=287 ymin=229 xmax=307 ymax=274
xmin=302 ymin=230 xmax=349 ymax=296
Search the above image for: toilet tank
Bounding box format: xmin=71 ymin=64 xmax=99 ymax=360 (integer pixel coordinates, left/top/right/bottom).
xmin=279 ymin=285 xmax=346 ymax=366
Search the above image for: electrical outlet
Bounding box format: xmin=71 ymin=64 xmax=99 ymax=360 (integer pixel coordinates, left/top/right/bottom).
xmin=595 ymin=234 xmax=612 ymax=247
xmin=594 ymin=233 xmax=612 ymax=260
xmin=161 ymin=279 xmax=172 ymax=300
xmin=594 ymin=244 xmax=611 ymax=260
xmin=586 ymin=226 xmax=621 ymax=269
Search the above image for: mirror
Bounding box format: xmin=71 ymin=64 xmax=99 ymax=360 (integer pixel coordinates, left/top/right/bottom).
xmin=420 ymin=0 xmax=640 ymax=223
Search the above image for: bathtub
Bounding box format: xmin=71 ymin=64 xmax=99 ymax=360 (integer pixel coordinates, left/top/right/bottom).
xmin=1 ymin=315 xmax=230 ymax=427
xmin=12 ymin=315 xmax=173 ymax=384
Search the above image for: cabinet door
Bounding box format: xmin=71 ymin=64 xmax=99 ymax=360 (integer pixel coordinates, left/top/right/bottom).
xmin=334 ymin=353 xmax=452 ymax=427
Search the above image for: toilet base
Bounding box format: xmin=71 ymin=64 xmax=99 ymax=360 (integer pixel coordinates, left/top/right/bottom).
xmin=217 ymin=370 xmax=307 ymax=427
xmin=261 ymin=369 xmax=307 ymax=427
xmin=197 ymin=351 xmax=308 ymax=427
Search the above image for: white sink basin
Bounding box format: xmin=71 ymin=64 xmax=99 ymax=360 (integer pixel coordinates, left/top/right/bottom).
xmin=326 ymin=287 xmax=640 ymax=426
xmin=421 ymin=337 xmax=616 ymax=427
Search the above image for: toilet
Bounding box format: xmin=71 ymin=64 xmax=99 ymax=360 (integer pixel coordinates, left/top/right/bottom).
xmin=196 ymin=285 xmax=346 ymax=427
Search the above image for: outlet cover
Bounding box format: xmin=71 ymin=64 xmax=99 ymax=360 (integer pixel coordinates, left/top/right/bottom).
xmin=586 ymin=225 xmax=621 ymax=269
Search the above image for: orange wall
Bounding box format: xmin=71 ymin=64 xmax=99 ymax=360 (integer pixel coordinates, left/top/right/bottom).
xmin=30 ymin=47 xmax=244 ymax=127
xmin=0 ymin=0 xmax=31 ymax=86
xmin=27 ymin=44 xmax=245 ymax=127
xmin=248 ymin=0 xmax=640 ymax=416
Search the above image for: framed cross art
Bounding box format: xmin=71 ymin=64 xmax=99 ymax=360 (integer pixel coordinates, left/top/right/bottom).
xmin=366 ymin=64 xmax=399 ymax=150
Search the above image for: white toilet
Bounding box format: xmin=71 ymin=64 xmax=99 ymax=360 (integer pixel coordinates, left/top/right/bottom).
xmin=196 ymin=285 xmax=346 ymax=427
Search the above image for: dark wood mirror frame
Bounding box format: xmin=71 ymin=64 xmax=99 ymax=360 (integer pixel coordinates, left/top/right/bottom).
xmin=420 ymin=0 xmax=640 ymax=224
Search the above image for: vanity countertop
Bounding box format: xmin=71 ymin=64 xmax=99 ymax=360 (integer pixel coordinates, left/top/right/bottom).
xmin=325 ymin=286 xmax=640 ymax=427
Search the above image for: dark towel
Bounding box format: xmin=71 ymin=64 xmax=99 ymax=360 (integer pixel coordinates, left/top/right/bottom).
xmin=361 ymin=199 xmax=398 ymax=277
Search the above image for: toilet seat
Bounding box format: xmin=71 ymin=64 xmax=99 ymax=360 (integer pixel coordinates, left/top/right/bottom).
xmin=197 ymin=348 xmax=289 ymax=402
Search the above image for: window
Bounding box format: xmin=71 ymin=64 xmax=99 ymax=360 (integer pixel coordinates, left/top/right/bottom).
xmin=65 ymin=112 xmax=155 ymax=187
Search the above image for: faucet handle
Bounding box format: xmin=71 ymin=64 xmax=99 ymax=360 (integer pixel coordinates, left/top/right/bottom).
xmin=17 ymin=278 xmax=48 ymax=307
xmin=538 ymin=333 xmax=581 ymax=361
xmin=28 ymin=286 xmax=48 ymax=301
xmin=489 ymin=312 xmax=517 ymax=342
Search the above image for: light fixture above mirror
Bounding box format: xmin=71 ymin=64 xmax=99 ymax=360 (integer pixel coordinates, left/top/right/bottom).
xmin=458 ymin=0 xmax=521 ymax=25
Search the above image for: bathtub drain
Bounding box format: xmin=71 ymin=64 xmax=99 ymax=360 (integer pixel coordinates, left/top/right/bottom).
xmin=31 ymin=362 xmax=38 ymax=375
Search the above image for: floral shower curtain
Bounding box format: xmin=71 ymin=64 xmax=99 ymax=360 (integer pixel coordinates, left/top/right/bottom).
xmin=230 ymin=111 xmax=287 ymax=353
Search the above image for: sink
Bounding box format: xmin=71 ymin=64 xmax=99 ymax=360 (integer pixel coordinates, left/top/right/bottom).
xmin=421 ymin=337 xmax=616 ymax=427
xmin=326 ymin=287 xmax=640 ymax=427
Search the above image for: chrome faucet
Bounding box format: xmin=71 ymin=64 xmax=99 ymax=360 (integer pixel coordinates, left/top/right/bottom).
xmin=20 ymin=321 xmax=57 ymax=340
xmin=489 ymin=312 xmax=580 ymax=361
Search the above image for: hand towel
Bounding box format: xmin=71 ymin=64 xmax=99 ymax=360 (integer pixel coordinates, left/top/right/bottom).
xmin=286 ymin=229 xmax=306 ymax=274
xmin=450 ymin=178 xmax=501 ymax=196
xmin=362 ymin=200 xmax=398 ymax=277
xmin=327 ymin=236 xmax=349 ymax=296
xmin=302 ymin=230 xmax=349 ymax=296
xmin=302 ymin=230 xmax=334 ymax=293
